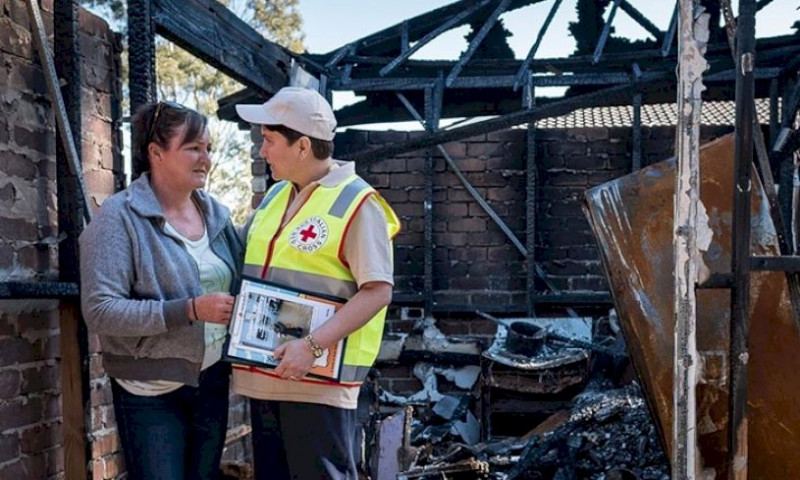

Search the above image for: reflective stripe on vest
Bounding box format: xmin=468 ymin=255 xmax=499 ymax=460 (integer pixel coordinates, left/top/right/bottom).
xmin=243 ymin=175 xmax=400 ymax=383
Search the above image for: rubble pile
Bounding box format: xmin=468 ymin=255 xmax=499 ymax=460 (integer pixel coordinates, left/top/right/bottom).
xmin=370 ymin=314 xmax=669 ymax=479
xmin=505 ymin=383 xmax=668 ymax=480
xmin=388 ymin=383 xmax=667 ymax=479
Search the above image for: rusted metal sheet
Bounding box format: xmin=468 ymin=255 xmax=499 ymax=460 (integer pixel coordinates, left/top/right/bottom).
xmin=584 ymin=133 xmax=800 ymax=478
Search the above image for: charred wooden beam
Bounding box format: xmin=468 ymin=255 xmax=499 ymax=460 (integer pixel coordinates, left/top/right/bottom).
xmin=721 ymin=0 xmax=800 ymax=328
xmin=619 ymin=0 xmax=663 ymax=40
xmin=446 ymin=0 xmax=513 ymax=86
xmin=524 ymin=76 xmax=538 ymax=317
xmin=128 ymin=0 xmax=156 ymax=109
xmin=593 ymin=0 xmax=623 ymax=64
xmin=323 ymin=0 xmax=543 ymax=58
xmin=513 ymin=0 xmax=564 ymax=89
xmin=729 ymin=0 xmax=757 ymax=477
xmin=380 ymin=0 xmax=492 ymax=76
xmin=661 ymin=2 xmax=679 ymax=57
xmin=52 ymin=2 xmax=91 ymax=479
xmin=751 ymin=255 xmax=800 ymax=271
xmin=0 ymin=282 xmax=80 ymax=299
xmin=632 ymin=91 xmax=642 ymax=170
xmin=128 ymin=0 xmax=156 ymax=178
xmin=340 ymin=78 xmax=669 ymax=163
xmin=152 ymin=0 xmax=290 ymax=95
xmin=314 ymin=34 xmax=796 ymax=81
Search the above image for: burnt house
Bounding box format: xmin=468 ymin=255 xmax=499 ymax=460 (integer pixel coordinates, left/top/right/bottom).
xmin=1 ymin=0 xmax=799 ymax=478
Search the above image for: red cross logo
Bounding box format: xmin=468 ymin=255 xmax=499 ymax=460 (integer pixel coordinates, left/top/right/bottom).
xmin=299 ymin=225 xmax=317 ymax=242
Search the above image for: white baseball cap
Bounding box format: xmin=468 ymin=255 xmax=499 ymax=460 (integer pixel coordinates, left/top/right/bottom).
xmin=235 ymin=87 xmax=337 ymax=141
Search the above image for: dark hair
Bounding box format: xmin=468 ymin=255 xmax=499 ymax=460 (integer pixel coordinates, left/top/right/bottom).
xmin=130 ymin=101 xmax=208 ymax=178
xmin=264 ymin=124 xmax=334 ymax=160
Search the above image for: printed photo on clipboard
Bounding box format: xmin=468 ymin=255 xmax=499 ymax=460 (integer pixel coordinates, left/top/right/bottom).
xmin=223 ymin=276 xmax=346 ymax=382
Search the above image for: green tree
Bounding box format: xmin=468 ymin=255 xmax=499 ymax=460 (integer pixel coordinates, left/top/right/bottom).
xmin=80 ymin=0 xmax=304 ymax=223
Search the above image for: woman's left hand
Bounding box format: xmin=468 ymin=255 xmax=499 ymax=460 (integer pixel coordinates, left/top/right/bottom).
xmin=273 ymin=339 xmax=315 ymax=380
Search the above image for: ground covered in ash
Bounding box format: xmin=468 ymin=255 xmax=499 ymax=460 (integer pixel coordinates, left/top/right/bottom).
xmin=404 ymin=382 xmax=669 ymax=480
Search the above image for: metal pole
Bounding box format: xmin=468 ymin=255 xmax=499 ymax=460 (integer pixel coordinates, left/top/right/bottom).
xmin=728 ymin=0 xmax=757 ymax=477
xmin=673 ymin=1 xmax=708 ymax=478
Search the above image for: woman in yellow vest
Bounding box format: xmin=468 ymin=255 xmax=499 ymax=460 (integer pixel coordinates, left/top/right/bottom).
xmin=234 ymin=87 xmax=400 ymax=479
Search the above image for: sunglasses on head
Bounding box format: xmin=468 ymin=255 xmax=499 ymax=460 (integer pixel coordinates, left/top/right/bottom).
xmin=148 ymin=100 xmax=187 ymax=144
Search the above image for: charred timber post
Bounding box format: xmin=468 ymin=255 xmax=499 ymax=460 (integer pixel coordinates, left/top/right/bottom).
xmin=423 ymin=81 xmax=442 ymax=316
xmin=53 ymin=1 xmax=92 ymax=478
xmin=673 ymin=1 xmax=707 ymax=478
xmin=721 ymin=0 xmax=800 ymax=323
xmin=445 ymin=0 xmax=512 ymax=87
xmin=128 ymin=0 xmax=156 ymax=179
xmin=661 ymin=2 xmax=679 ymax=57
xmin=729 ymin=0 xmax=756 ymax=478
xmin=513 ymin=0 xmax=563 ymax=90
xmin=593 ymin=0 xmax=623 ymax=64
xmin=632 ymin=63 xmax=643 ymax=172
xmin=524 ymin=73 xmax=538 ymax=317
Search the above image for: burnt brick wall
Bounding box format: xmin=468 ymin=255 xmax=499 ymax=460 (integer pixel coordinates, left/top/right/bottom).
xmin=337 ymin=124 xmax=732 ymax=397
xmin=0 ymin=2 xmax=125 ymax=478
xmin=336 ymin=124 xmax=733 ymax=315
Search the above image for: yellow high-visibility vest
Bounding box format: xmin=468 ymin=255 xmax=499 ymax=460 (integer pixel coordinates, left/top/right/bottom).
xmin=243 ymin=174 xmax=400 ymax=383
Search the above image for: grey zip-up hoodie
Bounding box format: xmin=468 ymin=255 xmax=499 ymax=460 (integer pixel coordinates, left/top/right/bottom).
xmin=80 ymin=174 xmax=243 ymax=386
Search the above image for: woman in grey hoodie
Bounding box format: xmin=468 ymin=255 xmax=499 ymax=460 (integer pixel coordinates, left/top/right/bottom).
xmin=80 ymin=101 xmax=243 ymax=480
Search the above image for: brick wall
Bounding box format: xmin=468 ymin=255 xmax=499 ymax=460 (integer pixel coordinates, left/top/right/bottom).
xmin=336 ymin=124 xmax=733 ymax=398
xmin=0 ymin=1 xmax=127 ymax=478
xmin=336 ymin=124 xmax=733 ymax=318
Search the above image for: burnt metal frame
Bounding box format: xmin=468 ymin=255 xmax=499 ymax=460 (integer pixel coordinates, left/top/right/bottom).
xmin=223 ymin=0 xmax=800 ymax=316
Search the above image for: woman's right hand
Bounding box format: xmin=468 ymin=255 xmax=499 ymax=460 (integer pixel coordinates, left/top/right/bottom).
xmin=191 ymin=293 xmax=235 ymax=325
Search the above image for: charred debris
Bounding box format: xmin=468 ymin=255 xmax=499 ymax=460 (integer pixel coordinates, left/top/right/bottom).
xmin=361 ymin=312 xmax=669 ymax=480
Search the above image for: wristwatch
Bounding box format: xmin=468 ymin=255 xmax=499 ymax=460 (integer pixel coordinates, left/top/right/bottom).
xmin=305 ymin=334 xmax=324 ymax=359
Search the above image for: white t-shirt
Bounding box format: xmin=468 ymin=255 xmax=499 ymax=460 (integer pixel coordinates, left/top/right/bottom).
xmin=116 ymin=221 xmax=232 ymax=396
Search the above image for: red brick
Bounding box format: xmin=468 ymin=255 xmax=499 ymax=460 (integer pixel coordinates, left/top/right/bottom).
xmin=0 ymin=396 xmax=44 ymax=431
xmin=450 ymin=157 xmax=488 ymax=172
xmin=448 ymin=217 xmax=486 ymax=233
xmin=0 ymin=369 xmax=21 ymax=399
xmin=486 ymin=130 xmax=523 ymax=143
xmin=90 ymin=432 xmax=119 ymax=458
xmin=0 ymin=217 xmax=38 ymax=241
xmin=19 ymin=422 xmax=61 ymax=454
xmin=90 ymin=382 xmax=113 ymax=406
xmin=436 ymin=202 xmax=468 ymax=217
xmin=0 ymin=455 xmax=47 ymax=480
xmin=21 ymin=365 xmax=59 ymax=394
xmin=2 ymin=151 xmax=38 ymax=180
xmin=0 ymin=242 xmax=14 ymax=269
xmin=0 ymin=337 xmax=36 ymax=366
xmin=486 ymin=185 xmax=519 ymax=202
xmin=0 ymin=432 xmax=20 ymax=464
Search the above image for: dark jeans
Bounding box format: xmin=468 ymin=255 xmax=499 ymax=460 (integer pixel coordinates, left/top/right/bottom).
xmin=111 ymin=361 xmax=231 ymax=480
xmin=250 ymin=399 xmax=357 ymax=480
